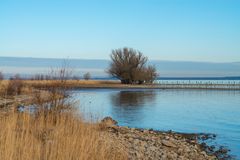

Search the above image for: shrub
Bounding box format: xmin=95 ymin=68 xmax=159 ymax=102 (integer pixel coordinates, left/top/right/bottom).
xmin=0 ymin=72 xmax=3 ymax=81
xmin=83 ymin=72 xmax=91 ymax=80
xmin=0 ymin=72 xmax=5 ymax=97
xmin=6 ymin=74 xmax=23 ymax=96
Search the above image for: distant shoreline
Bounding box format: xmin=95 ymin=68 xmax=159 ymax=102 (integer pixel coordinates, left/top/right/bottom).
xmin=22 ymin=80 xmax=240 ymax=90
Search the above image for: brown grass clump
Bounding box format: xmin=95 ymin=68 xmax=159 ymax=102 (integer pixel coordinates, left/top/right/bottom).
xmin=0 ymin=111 xmax=127 ymax=160
xmin=6 ymin=79 xmax=23 ymax=96
xmin=0 ymin=80 xmax=7 ymax=97
xmin=24 ymin=79 xmax=120 ymax=88
xmin=0 ymin=76 xmax=24 ymax=97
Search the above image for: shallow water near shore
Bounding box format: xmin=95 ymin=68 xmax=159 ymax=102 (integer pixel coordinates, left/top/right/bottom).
xmin=72 ymin=89 xmax=240 ymax=159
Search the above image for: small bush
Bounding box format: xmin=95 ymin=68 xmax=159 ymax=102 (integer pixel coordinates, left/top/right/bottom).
xmin=83 ymin=72 xmax=91 ymax=80
xmin=0 ymin=72 xmax=3 ymax=81
xmin=0 ymin=72 xmax=5 ymax=97
xmin=6 ymin=74 xmax=23 ymax=96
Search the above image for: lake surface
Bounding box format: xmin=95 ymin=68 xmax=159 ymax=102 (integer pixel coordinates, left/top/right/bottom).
xmin=72 ymin=89 xmax=240 ymax=159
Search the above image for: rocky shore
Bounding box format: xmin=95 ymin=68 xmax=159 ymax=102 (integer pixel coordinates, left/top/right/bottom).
xmin=101 ymin=117 xmax=231 ymax=160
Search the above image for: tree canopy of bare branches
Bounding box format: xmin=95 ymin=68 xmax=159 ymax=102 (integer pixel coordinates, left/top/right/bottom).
xmin=108 ymin=48 xmax=158 ymax=84
xmin=83 ymin=72 xmax=91 ymax=80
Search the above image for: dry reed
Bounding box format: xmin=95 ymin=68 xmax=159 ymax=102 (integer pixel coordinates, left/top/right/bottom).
xmin=0 ymin=111 xmax=127 ymax=160
xmin=0 ymin=74 xmax=127 ymax=160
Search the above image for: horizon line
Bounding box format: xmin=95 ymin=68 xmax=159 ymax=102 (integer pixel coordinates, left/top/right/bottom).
xmin=0 ymin=56 xmax=239 ymax=64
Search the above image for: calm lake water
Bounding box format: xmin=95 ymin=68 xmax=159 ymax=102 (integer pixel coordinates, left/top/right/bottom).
xmin=156 ymin=80 xmax=240 ymax=85
xmin=72 ymin=89 xmax=240 ymax=159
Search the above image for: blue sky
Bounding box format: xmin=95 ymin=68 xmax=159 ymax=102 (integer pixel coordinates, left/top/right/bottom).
xmin=0 ymin=0 xmax=240 ymax=62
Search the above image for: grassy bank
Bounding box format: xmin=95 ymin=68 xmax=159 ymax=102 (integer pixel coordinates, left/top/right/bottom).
xmin=21 ymin=80 xmax=160 ymax=90
xmin=2 ymin=80 xmax=239 ymax=92
xmin=23 ymin=80 xmax=240 ymax=90
xmin=0 ymin=79 xmax=127 ymax=160
xmin=0 ymin=110 xmax=126 ymax=160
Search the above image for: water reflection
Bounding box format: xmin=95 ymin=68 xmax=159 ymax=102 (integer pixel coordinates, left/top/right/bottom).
xmin=110 ymin=90 xmax=157 ymax=126
xmin=110 ymin=90 xmax=156 ymax=107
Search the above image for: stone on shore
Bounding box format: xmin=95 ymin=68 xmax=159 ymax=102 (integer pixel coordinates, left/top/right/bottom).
xmin=101 ymin=117 xmax=217 ymax=160
xmin=101 ymin=116 xmax=118 ymax=126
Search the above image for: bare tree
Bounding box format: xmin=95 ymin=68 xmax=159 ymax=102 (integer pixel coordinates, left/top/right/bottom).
xmin=108 ymin=47 xmax=158 ymax=84
xmin=83 ymin=72 xmax=91 ymax=80
xmin=0 ymin=72 xmax=3 ymax=81
xmin=31 ymin=60 xmax=74 ymax=114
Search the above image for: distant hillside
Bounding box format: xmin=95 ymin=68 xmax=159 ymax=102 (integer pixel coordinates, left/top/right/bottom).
xmin=0 ymin=57 xmax=240 ymax=78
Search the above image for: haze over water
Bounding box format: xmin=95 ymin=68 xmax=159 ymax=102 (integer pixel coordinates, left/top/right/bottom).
xmin=0 ymin=57 xmax=240 ymax=78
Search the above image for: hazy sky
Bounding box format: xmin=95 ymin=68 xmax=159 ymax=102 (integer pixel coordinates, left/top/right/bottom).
xmin=0 ymin=0 xmax=240 ymax=62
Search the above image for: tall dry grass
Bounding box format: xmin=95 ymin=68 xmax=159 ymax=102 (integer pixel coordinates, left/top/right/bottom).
xmin=0 ymin=69 xmax=127 ymax=160
xmin=23 ymin=80 xmax=120 ymax=88
xmin=0 ymin=111 xmax=127 ymax=160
